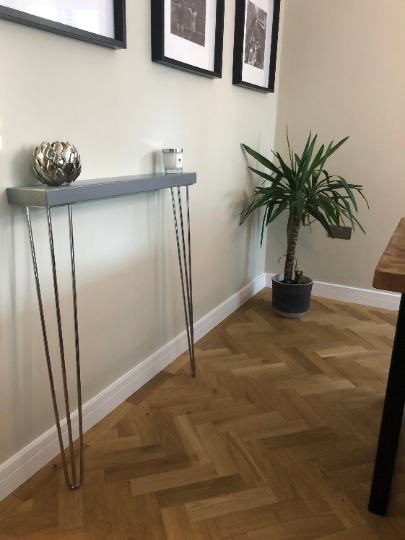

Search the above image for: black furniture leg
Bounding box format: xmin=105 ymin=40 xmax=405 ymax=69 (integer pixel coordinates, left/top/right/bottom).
xmin=368 ymin=293 xmax=405 ymax=515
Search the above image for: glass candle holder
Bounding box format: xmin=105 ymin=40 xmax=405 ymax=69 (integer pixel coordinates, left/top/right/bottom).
xmin=162 ymin=149 xmax=183 ymax=174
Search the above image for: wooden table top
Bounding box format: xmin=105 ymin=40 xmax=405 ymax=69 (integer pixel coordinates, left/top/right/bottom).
xmin=374 ymin=218 xmax=405 ymax=294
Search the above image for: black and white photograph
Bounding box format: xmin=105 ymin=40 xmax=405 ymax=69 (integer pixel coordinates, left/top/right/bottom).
xmin=244 ymin=1 xmax=267 ymax=70
xmin=233 ymin=0 xmax=280 ymax=92
xmin=0 ymin=0 xmax=126 ymax=48
xmin=170 ymin=0 xmax=206 ymax=47
xmin=152 ymin=0 xmax=224 ymax=78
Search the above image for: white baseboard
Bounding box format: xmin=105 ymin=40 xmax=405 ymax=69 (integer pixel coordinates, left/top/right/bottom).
xmin=265 ymin=274 xmax=400 ymax=311
xmin=0 ymin=273 xmax=266 ymax=502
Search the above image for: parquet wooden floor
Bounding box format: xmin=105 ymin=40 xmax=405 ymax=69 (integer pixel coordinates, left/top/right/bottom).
xmin=1 ymin=288 xmax=405 ymax=539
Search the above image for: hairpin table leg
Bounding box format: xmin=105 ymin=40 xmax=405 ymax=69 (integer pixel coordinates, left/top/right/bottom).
xmin=25 ymin=206 xmax=84 ymax=489
xmin=171 ymin=186 xmax=196 ymax=376
xmin=68 ymin=205 xmax=84 ymax=485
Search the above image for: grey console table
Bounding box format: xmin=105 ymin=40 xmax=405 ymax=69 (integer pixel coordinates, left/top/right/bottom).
xmin=7 ymin=172 xmax=196 ymax=491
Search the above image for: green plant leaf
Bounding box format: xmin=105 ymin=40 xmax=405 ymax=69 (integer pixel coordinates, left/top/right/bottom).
xmin=307 ymin=204 xmax=334 ymax=236
xmin=298 ymin=134 xmax=317 ymax=179
xmin=286 ymin=127 xmax=295 ymax=171
xmin=301 ymin=144 xmax=324 ymax=187
xmin=260 ymin=207 xmax=269 ymax=246
xmin=317 ymin=141 xmax=335 ymax=173
xmin=338 ymin=176 xmax=358 ymax=212
xmin=357 ymin=189 xmax=370 ymax=209
xmin=275 ymin=152 xmax=295 ymax=186
xmin=350 ymin=212 xmax=366 ymax=234
xmin=329 ymin=136 xmax=349 ymax=157
xmin=310 ymin=143 xmax=328 ymax=173
xmin=318 ymin=195 xmax=340 ymax=224
xmin=247 ymin=167 xmax=275 ymax=183
xmin=268 ymin=202 xmax=289 ymax=224
xmin=341 ymin=198 xmax=356 ymax=230
xmin=242 ymin=144 xmax=281 ymax=176
xmin=301 ymin=132 xmax=313 ymax=165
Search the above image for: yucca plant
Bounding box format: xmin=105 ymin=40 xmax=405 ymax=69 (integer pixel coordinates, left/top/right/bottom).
xmin=241 ymin=131 xmax=368 ymax=284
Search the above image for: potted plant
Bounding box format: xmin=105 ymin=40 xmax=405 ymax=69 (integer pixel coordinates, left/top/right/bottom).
xmin=240 ymin=131 xmax=368 ymax=318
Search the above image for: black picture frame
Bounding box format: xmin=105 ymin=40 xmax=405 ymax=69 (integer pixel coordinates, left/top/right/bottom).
xmin=0 ymin=1 xmax=126 ymax=49
xmin=151 ymin=0 xmax=225 ymax=78
xmin=233 ymin=0 xmax=280 ymax=93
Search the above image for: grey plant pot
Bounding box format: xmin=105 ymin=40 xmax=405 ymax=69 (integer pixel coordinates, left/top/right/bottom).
xmin=271 ymin=274 xmax=314 ymax=319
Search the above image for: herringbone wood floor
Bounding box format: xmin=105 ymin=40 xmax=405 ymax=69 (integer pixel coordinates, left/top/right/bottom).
xmin=1 ymin=288 xmax=405 ymax=539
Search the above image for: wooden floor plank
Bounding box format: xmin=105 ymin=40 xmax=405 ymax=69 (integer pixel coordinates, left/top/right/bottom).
xmin=185 ymin=485 xmax=278 ymax=522
xmin=161 ymin=504 xmax=194 ymax=540
xmin=214 ymin=498 xmax=310 ymax=537
xmin=155 ymin=474 xmax=246 ymax=509
xmin=130 ymin=463 xmax=218 ymax=496
xmin=247 ymin=515 xmax=345 ymax=540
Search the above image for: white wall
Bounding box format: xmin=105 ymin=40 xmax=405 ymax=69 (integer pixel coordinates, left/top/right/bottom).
xmin=265 ymin=0 xmax=405 ymax=290
xmin=0 ymin=2 xmax=280 ymax=467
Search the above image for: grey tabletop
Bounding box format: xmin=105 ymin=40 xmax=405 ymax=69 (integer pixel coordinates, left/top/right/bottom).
xmin=7 ymin=172 xmax=197 ymax=208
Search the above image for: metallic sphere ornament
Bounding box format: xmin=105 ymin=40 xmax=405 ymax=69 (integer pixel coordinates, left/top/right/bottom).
xmin=33 ymin=141 xmax=82 ymax=186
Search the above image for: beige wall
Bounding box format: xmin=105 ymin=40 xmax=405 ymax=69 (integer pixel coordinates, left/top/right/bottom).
xmin=265 ymin=0 xmax=405 ymax=290
xmin=0 ymin=2 xmax=280 ymax=466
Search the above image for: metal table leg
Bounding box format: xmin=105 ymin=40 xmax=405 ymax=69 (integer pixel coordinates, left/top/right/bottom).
xmin=25 ymin=206 xmax=84 ymax=489
xmin=171 ymin=186 xmax=196 ymax=377
xmin=368 ymin=293 xmax=405 ymax=515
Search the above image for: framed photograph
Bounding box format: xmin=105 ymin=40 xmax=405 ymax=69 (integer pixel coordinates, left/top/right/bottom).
xmin=151 ymin=0 xmax=225 ymax=78
xmin=233 ymin=0 xmax=280 ymax=92
xmin=0 ymin=0 xmax=126 ymax=49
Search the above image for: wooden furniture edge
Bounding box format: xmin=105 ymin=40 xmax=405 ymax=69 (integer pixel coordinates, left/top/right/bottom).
xmin=373 ymin=218 xmax=405 ymax=294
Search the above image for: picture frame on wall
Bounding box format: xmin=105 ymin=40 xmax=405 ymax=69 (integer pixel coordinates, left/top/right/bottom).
xmin=233 ymin=0 xmax=280 ymax=93
xmin=0 ymin=0 xmax=126 ymax=49
xmin=151 ymin=0 xmax=225 ymax=78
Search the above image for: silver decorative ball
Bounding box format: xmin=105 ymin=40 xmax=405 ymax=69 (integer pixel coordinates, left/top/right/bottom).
xmin=33 ymin=141 xmax=82 ymax=186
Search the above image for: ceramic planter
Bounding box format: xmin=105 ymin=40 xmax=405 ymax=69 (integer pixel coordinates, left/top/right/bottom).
xmin=271 ymin=274 xmax=313 ymax=319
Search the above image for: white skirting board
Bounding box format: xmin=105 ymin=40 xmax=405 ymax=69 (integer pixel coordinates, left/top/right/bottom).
xmin=265 ymin=274 xmax=400 ymax=311
xmin=0 ymin=273 xmax=266 ymax=502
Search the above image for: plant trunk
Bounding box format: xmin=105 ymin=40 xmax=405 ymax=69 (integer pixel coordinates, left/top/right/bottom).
xmin=284 ymin=216 xmax=300 ymax=284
